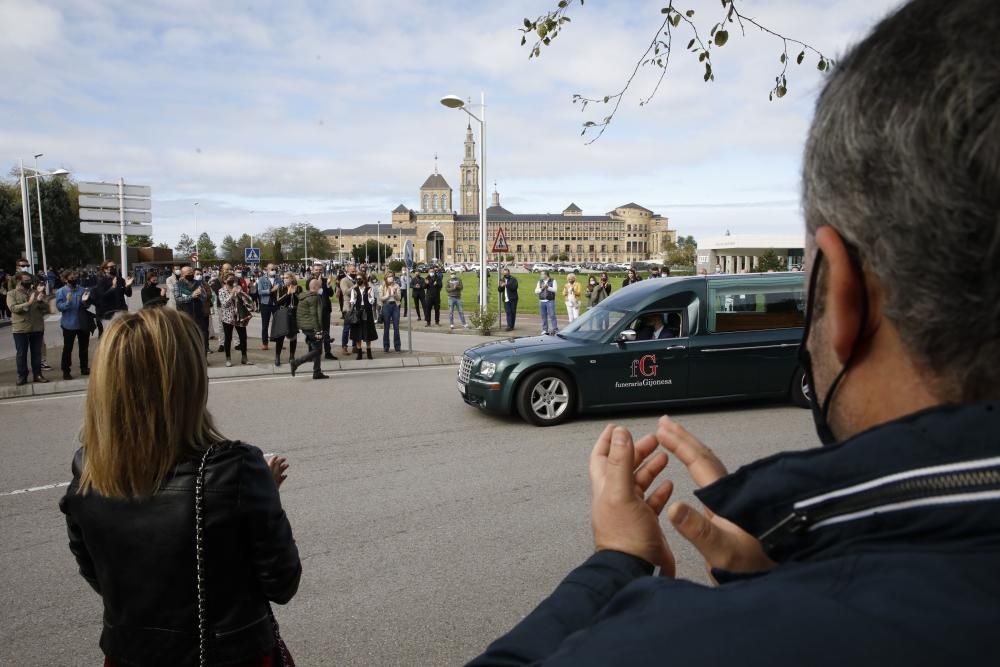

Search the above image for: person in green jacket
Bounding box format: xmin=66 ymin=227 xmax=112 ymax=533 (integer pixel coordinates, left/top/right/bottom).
xmin=290 ymin=279 xmax=328 ymax=380
xmin=445 ymin=271 xmax=467 ymax=329
xmin=7 ymin=272 xmax=50 ymax=385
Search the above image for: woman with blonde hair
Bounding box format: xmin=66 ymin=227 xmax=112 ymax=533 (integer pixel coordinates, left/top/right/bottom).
xmin=562 ymin=273 xmax=582 ymax=323
xmin=270 ymin=272 xmax=300 ymax=367
xmin=379 ymin=269 xmax=402 ymax=353
xmin=60 ymin=308 xmax=301 ymax=666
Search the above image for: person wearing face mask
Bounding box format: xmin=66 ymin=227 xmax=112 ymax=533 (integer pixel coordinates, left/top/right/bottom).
xmin=423 ymin=267 xmax=442 ymax=327
xmin=348 ymin=271 xmax=378 ymax=359
xmin=471 ymin=3 xmax=1000 ymax=664
xmin=305 ymin=262 xmax=335 ymax=360
xmin=92 ymin=260 xmax=134 ymax=336
xmin=7 ymin=271 xmax=50 ymax=385
xmin=445 ymin=270 xmax=468 ymax=329
xmin=55 ymin=271 xmax=90 ymax=380
xmin=289 ymin=278 xmax=328 ymax=379
xmin=270 ymin=273 xmax=300 ymax=367
xmin=140 ymin=272 xmax=168 ymax=308
xmin=586 ymin=273 xmax=610 ymax=309
xmin=534 ymin=271 xmax=558 ymax=335
xmin=498 ymin=268 xmax=519 ymax=332
xmin=174 ymin=266 xmax=210 ymax=356
xmin=562 ymin=273 xmax=582 ymax=323
xmin=379 ymin=270 xmax=402 ymax=352
xmin=339 ymin=264 xmax=359 ymax=354
xmin=257 ymin=264 xmax=279 ymax=351
xmin=410 ymin=268 xmax=426 ymax=322
xmin=217 ymin=275 xmax=255 ymax=368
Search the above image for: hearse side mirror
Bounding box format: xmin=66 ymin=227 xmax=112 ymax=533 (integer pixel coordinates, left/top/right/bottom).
xmin=617 ymin=329 xmax=637 ymax=346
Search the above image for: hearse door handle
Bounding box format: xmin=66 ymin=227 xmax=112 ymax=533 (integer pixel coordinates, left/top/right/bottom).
xmin=666 ymin=344 xmax=686 ymax=351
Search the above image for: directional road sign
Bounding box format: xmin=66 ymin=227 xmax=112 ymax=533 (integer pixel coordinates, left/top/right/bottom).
xmin=78 ymin=181 xmax=152 ymax=198
xmin=79 ymin=195 xmax=152 ymax=210
xmin=404 ymin=239 xmax=414 ymax=270
xmin=79 ymin=208 xmax=152 ymax=224
xmin=80 ymin=222 xmax=154 ymax=236
xmin=491 ymin=225 xmax=509 ymax=254
xmin=245 ymin=247 xmax=261 ymax=263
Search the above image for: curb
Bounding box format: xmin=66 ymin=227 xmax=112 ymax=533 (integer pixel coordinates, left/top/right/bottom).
xmin=0 ymin=354 xmax=463 ymax=400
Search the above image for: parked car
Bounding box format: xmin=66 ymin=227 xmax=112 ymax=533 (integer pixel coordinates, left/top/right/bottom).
xmin=531 ymin=263 xmax=556 ymax=273
xmin=558 ymin=264 xmax=584 ymax=274
xmin=446 ymin=264 xmax=466 ymax=273
xmin=456 ymin=272 xmax=808 ymax=426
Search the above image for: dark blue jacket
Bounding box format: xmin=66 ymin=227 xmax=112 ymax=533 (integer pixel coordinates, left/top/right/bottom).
xmin=468 ymin=402 xmax=1000 ymax=666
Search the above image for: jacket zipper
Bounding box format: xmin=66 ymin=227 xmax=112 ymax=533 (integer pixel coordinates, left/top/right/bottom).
xmin=759 ymin=463 xmax=1000 ymax=553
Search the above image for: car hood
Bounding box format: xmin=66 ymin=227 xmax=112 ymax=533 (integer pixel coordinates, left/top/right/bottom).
xmin=465 ymin=334 xmax=578 ymax=360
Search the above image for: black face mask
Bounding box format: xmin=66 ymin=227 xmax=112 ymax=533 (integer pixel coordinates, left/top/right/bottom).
xmin=68 ymin=280 xmax=78 ymax=287
xmin=798 ymin=250 xmax=868 ymax=445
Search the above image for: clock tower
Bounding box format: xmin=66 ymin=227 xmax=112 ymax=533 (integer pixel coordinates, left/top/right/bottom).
xmin=459 ymin=123 xmax=480 ymax=216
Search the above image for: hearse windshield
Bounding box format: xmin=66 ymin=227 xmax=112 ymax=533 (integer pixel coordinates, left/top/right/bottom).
xmin=558 ymin=305 xmax=634 ymax=342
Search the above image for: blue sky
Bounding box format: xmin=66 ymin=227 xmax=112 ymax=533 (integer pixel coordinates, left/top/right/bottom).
xmin=1 ymin=0 xmax=903 ymax=248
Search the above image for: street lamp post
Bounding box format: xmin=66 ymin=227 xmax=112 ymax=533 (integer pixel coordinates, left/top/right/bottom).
xmin=32 ymin=154 xmax=49 ymax=286
xmin=193 ymin=202 xmax=200 ymax=269
xmin=16 ymin=159 xmax=69 ymax=282
xmin=440 ymin=92 xmax=487 ymax=310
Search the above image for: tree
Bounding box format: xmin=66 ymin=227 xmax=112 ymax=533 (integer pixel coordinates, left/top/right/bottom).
xmin=521 ymin=1 xmax=834 ymax=142
xmin=350 ymin=239 xmax=394 ymax=265
xmin=126 ymin=235 xmax=152 ymax=248
xmin=155 ymin=242 xmax=170 ymax=250
xmin=558 ymin=253 xmax=569 ymax=261
xmin=219 ymin=235 xmax=239 ymax=262
xmin=196 ymin=232 xmax=217 ymax=263
xmin=175 ymin=234 xmax=196 ymax=258
xmin=755 ymin=248 xmax=786 ymax=272
xmin=664 ymin=234 xmax=697 ymax=269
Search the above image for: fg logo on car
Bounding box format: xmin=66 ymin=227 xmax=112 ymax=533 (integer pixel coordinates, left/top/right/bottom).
xmin=630 ymin=354 xmax=658 ymax=379
xmin=617 ymin=354 xmax=671 ymax=389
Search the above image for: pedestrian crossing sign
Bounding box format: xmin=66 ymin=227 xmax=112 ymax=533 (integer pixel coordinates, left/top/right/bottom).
xmin=491 ymin=226 xmax=509 ymax=254
xmin=245 ymin=247 xmax=261 ymax=263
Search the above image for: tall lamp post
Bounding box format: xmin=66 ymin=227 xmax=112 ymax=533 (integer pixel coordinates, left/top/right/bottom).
xmin=17 ymin=158 xmax=69 ymax=284
xmin=440 ymin=93 xmax=487 ymax=310
xmin=193 ymin=202 xmax=200 ymax=269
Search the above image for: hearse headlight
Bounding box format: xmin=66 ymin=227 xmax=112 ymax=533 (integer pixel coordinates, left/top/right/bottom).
xmin=479 ymin=360 xmax=497 ymax=379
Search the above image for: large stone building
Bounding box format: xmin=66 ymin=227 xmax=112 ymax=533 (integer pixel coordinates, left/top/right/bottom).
xmin=324 ymin=126 xmax=676 ymax=265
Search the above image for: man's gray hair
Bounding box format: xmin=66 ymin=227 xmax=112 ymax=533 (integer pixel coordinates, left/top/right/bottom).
xmin=803 ymin=0 xmax=1000 ymax=401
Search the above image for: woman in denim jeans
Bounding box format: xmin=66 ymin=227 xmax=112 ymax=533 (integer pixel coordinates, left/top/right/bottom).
xmin=379 ymin=270 xmax=402 ymax=352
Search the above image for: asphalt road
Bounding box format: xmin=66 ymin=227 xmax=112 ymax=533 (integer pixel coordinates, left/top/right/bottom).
xmin=0 ymin=365 xmax=817 ymax=666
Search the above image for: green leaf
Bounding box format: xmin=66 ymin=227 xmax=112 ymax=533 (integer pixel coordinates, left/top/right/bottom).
xmin=817 ymin=58 xmax=827 ymax=71
xmin=776 ymin=85 xmax=787 ymax=98
xmin=671 ymin=13 xmax=681 ymax=27
xmin=603 ymin=96 xmax=609 ymax=102
xmin=714 ymin=30 xmax=728 ymax=47
xmin=687 ymin=38 xmax=695 ymax=49
xmin=521 ymin=35 xmax=526 ymax=46
xmin=524 ymin=18 xmax=532 ymax=28
xmin=698 ymin=52 xmax=707 ymax=62
xmin=558 ymin=0 xmax=568 ymax=7
xmin=686 ymin=9 xmax=695 ymax=17
xmin=661 ymin=7 xmax=670 ymax=13
xmin=583 ymin=121 xmax=596 ymax=127
xmin=780 ymin=53 xmax=786 ymax=63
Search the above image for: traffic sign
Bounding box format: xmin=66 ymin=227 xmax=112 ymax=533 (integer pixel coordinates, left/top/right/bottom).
xmin=245 ymin=247 xmax=261 ymax=263
xmin=78 ymin=181 xmax=152 ymax=198
xmin=190 ymin=253 xmax=199 ymax=263
xmin=403 ymin=239 xmax=414 ymax=270
xmin=491 ymin=225 xmax=509 ymax=254
xmin=79 ymin=195 xmax=152 ymax=210
xmin=80 ymin=208 xmax=152 ymax=223
xmin=80 ymin=222 xmax=153 ymax=236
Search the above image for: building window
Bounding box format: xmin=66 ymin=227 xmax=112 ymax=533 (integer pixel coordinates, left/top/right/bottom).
xmin=529 ymin=245 xmax=535 ymax=253
xmin=564 ymin=244 xmax=570 ymax=252
xmin=541 ymin=244 xmax=547 ymax=253
xmin=466 ymin=171 xmax=472 ymax=185
xmin=468 ymin=245 xmax=475 ymax=253
xmin=516 ymin=244 xmax=523 ymax=253
xmin=577 ymin=244 xmax=584 ymax=253
xmin=422 ymin=194 xmax=428 ymax=211
xmin=601 ymin=244 xmax=607 ymax=252
xmin=589 ymin=245 xmax=595 ymax=252
xmin=432 ymin=194 xmax=438 ymax=211
xmin=613 ymin=245 xmax=619 ymax=253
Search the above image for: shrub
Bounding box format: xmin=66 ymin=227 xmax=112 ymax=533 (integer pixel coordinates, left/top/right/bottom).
xmin=469 ymin=304 xmax=499 ymax=336
xmin=388 ymin=259 xmax=404 ymax=273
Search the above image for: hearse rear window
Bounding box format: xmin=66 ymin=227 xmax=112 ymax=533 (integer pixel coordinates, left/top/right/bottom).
xmin=707 ymin=276 xmax=805 ymax=332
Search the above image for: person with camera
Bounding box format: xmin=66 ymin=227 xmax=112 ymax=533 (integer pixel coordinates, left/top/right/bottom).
xmin=498 ymin=268 xmax=519 ymax=332
xmin=469 ymin=2 xmax=1000 ymax=665
xmin=445 ymin=270 xmax=468 ymax=329
xmin=349 ymin=270 xmax=378 ymax=359
xmin=173 ymin=266 xmax=210 ymax=356
xmin=217 ymin=274 xmax=255 ymax=368
xmin=271 ymin=272 xmax=301 ymax=368
xmin=60 ymin=308 xmax=301 ymax=667
xmin=92 ymin=260 xmax=134 ymax=337
xmin=289 ymin=278 xmax=329 ymax=380
xmin=7 ymin=271 xmax=50 ymax=385
xmin=55 ymin=270 xmax=90 ymax=380
xmin=585 ymin=272 xmax=612 ymax=310
xmin=424 ymin=267 xmax=443 ymax=327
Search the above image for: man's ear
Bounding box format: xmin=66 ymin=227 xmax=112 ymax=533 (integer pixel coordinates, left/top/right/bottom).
xmin=814 ymin=227 xmax=865 ymax=365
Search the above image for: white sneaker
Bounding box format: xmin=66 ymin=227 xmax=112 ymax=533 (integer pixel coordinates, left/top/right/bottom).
xmin=225 ymin=360 xmax=232 ymax=367
xmin=450 ymin=324 xmax=455 ymax=329
xmin=463 ymin=323 xmax=470 ymax=329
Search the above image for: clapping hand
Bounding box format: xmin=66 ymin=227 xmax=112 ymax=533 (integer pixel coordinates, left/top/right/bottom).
xmin=656 ymin=416 xmax=774 ymax=580
xmin=264 ymin=455 xmax=290 ymax=488
xmin=125 ymin=277 xmax=134 ymax=287
xmin=590 ymin=424 xmax=676 ymax=574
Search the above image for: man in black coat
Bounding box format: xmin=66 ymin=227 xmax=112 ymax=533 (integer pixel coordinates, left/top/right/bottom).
xmin=468 ymin=2 xmax=1000 ymax=665
xmin=423 ymin=268 xmax=442 ymax=326
xmin=308 ymin=262 xmax=336 ymax=359
xmin=498 ymin=268 xmax=519 ymax=332
xmin=410 ymin=269 xmax=426 ymax=321
xmin=92 ymin=260 xmax=133 ymax=337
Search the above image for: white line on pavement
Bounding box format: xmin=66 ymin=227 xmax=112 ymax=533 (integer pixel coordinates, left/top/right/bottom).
xmin=0 ymin=481 xmax=70 ymax=497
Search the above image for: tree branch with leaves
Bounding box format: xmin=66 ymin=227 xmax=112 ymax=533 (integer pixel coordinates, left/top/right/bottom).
xmin=520 ymin=0 xmax=834 ymax=143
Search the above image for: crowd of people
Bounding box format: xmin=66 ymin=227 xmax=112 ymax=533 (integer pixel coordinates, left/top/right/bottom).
xmin=42 ymin=1 xmax=1000 ymax=665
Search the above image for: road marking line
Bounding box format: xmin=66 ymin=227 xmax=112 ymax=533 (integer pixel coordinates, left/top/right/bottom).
xmin=0 ymin=364 xmax=459 ymax=405
xmin=0 ymin=481 xmax=70 ymax=497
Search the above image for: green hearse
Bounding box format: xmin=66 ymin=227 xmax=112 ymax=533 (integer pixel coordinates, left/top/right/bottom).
xmin=457 ymin=272 xmax=810 ymax=426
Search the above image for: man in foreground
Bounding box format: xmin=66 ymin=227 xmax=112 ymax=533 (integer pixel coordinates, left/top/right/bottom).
xmin=468 ymin=1 xmax=1000 ymax=664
